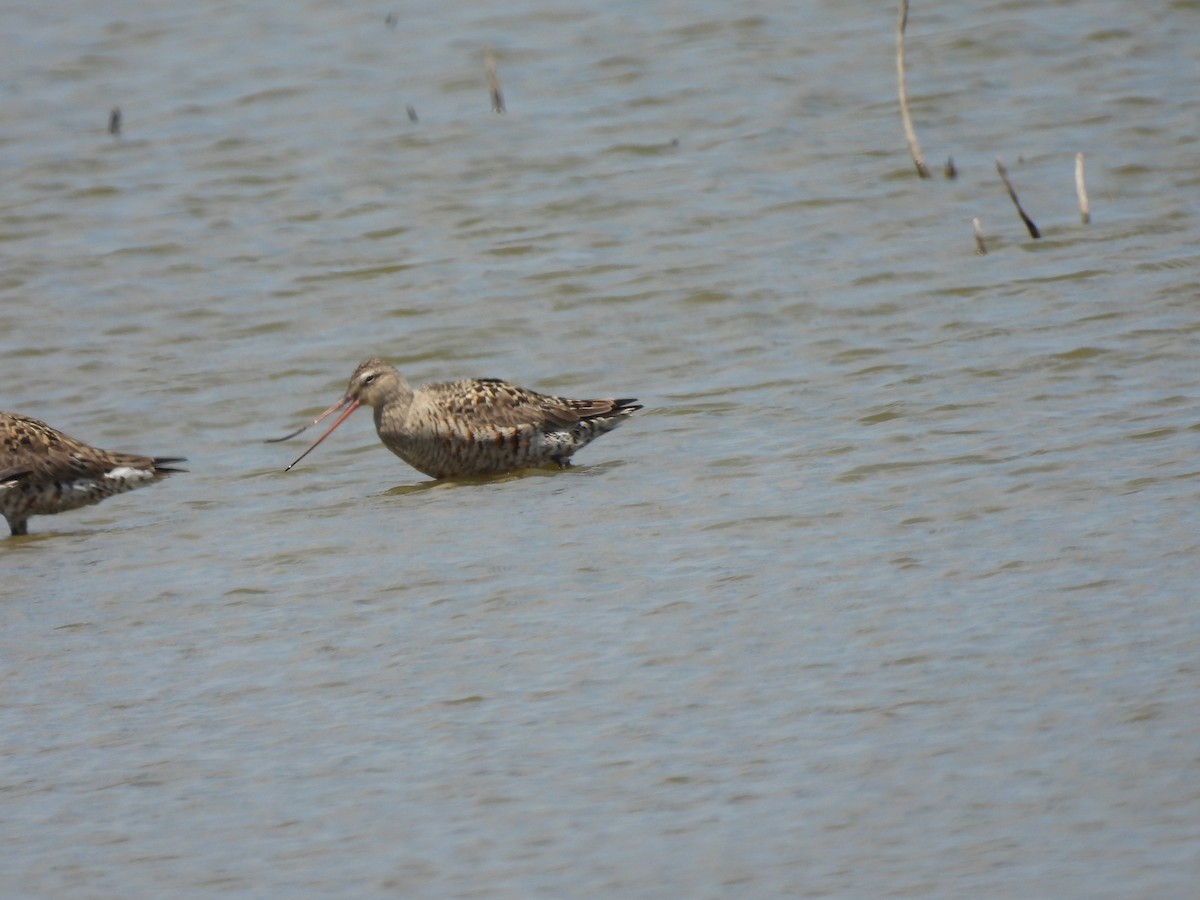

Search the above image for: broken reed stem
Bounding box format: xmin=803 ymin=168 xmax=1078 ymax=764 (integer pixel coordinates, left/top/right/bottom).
xmin=896 ymin=0 xmax=929 ymax=178
xmin=995 ymin=158 xmax=1040 ymax=238
xmin=973 ymin=217 xmax=987 ymax=255
xmin=108 ymin=106 xmax=121 ymax=135
xmin=1075 ymin=152 xmax=1090 ymax=224
xmin=485 ymin=47 xmax=505 ymax=114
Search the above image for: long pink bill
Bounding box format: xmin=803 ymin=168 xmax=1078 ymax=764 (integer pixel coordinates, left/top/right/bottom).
xmin=273 ymin=396 xmax=361 ymax=471
xmin=266 ymin=395 xmax=353 ymax=443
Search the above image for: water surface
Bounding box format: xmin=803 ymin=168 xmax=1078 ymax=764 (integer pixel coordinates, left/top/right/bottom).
xmin=2 ymin=0 xmax=1198 ymax=896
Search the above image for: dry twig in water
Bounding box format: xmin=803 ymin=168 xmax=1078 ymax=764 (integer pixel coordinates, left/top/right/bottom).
xmin=485 ymin=47 xmax=505 ymax=114
xmin=973 ymin=217 xmax=987 ymax=255
xmin=995 ymin=158 xmax=1040 ymax=238
xmin=896 ymin=0 xmax=929 ymax=178
xmin=1075 ymin=152 xmax=1090 ymax=224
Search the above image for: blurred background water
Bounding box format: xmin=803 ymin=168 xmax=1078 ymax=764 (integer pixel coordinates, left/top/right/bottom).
xmin=2 ymin=0 xmax=1198 ymax=896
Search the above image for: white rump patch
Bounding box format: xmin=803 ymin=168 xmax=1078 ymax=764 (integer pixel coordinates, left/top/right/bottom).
xmin=105 ymin=466 xmax=152 ymax=482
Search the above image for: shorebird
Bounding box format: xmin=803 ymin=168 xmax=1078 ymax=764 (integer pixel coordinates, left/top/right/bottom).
xmin=272 ymin=358 xmax=640 ymax=478
xmin=0 ymin=412 xmax=185 ymax=536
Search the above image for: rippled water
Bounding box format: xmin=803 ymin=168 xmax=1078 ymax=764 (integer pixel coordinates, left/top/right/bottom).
xmin=3 ymin=0 xmax=1198 ymax=896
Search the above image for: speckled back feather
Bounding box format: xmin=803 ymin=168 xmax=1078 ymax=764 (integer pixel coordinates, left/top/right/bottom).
xmin=421 ymin=377 xmax=638 ymax=431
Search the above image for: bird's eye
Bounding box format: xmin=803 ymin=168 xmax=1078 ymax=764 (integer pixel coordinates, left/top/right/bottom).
xmin=362 ymin=374 xmax=376 ymax=386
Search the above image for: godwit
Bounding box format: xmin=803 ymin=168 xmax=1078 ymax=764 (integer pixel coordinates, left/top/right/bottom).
xmin=272 ymin=358 xmax=640 ymax=478
xmin=0 ymin=412 xmax=185 ymax=536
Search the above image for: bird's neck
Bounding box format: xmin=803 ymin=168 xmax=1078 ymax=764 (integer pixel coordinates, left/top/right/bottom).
xmin=374 ymin=377 xmax=415 ymax=426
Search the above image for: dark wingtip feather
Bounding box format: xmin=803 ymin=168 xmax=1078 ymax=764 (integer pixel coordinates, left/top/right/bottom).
xmin=574 ymin=398 xmax=641 ymax=422
xmin=152 ymin=457 xmax=188 ymax=474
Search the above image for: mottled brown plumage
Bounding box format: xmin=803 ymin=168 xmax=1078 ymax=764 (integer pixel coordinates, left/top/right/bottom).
xmin=276 ymin=358 xmax=640 ymax=478
xmin=0 ymin=412 xmax=185 ymax=536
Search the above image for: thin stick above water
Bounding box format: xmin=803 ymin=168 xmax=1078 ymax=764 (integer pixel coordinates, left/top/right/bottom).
xmin=973 ymin=217 xmax=987 ymax=255
xmin=896 ymin=0 xmax=929 ymax=178
xmin=485 ymin=47 xmax=505 ymax=114
xmin=995 ymin=158 xmax=1040 ymax=239
xmin=1075 ymin=152 xmax=1090 ymax=224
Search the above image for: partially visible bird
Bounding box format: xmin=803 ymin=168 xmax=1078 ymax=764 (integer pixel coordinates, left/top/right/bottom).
xmin=0 ymin=412 xmax=185 ymax=536
xmin=272 ymin=357 xmax=640 ymax=478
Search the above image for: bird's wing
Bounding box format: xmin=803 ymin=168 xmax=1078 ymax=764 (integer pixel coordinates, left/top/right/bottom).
xmin=428 ymin=379 xmax=616 ymax=430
